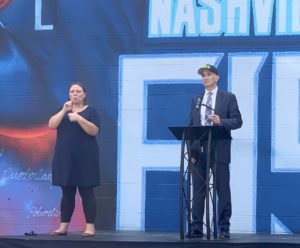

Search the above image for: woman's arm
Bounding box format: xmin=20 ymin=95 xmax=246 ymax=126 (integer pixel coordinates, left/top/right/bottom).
xmin=68 ymin=112 xmax=99 ymax=136
xmin=48 ymin=109 xmax=66 ymax=129
xmin=48 ymin=101 xmax=72 ymax=129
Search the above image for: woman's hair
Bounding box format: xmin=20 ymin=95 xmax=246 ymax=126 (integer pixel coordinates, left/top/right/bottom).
xmin=68 ymin=82 xmax=87 ymax=105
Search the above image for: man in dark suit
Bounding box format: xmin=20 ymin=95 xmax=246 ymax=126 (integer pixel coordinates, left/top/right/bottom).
xmin=189 ymin=64 xmax=243 ymax=240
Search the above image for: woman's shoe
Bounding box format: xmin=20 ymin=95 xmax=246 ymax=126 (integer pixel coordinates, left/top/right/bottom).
xmin=81 ymin=232 xmax=95 ymax=237
xmin=50 ymin=231 xmax=68 ymax=236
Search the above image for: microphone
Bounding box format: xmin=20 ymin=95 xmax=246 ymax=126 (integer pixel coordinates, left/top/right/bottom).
xmin=195 ymin=96 xmax=203 ymax=111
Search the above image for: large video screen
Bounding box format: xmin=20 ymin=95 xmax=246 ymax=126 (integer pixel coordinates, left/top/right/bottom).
xmin=0 ymin=0 xmax=299 ymax=234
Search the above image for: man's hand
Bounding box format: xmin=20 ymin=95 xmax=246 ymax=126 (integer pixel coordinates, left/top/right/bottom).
xmin=191 ymin=158 xmax=197 ymax=165
xmin=209 ymin=114 xmax=221 ymax=125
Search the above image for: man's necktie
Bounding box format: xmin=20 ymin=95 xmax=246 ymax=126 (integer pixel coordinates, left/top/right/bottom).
xmin=204 ymin=92 xmax=212 ymax=126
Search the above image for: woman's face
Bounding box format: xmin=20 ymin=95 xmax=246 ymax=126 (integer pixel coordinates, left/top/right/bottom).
xmin=69 ymin=84 xmax=86 ymax=104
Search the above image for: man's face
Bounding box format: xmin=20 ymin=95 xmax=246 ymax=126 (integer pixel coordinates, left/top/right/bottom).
xmin=201 ymin=70 xmax=219 ymax=89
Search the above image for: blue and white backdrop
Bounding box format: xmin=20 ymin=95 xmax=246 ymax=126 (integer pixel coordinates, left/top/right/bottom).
xmin=0 ymin=0 xmax=299 ymax=234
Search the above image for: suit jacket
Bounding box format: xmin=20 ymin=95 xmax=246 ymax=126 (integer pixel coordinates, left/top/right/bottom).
xmin=189 ymin=90 xmax=243 ymax=164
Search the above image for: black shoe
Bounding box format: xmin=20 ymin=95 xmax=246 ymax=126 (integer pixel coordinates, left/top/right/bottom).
xmin=219 ymin=231 xmax=230 ymax=240
xmin=189 ymin=230 xmax=204 ymax=238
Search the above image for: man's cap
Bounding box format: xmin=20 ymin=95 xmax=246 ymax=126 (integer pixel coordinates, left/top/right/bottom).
xmin=197 ymin=64 xmax=219 ymax=76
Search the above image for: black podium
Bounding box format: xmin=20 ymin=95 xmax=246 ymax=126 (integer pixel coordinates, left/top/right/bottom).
xmin=169 ymin=125 xmax=231 ymax=240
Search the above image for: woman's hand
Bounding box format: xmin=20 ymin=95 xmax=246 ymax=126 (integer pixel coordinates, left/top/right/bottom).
xmin=68 ymin=112 xmax=81 ymax=122
xmin=63 ymin=101 xmax=73 ymax=112
xmin=49 ymin=101 xmax=73 ymax=129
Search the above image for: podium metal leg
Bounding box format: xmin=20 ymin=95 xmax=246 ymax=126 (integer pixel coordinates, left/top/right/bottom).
xmin=206 ymin=130 xmax=212 ymax=239
xmin=187 ymin=162 xmax=192 ymax=238
xmin=179 ymin=131 xmax=185 ymax=240
xmin=213 ymin=140 xmax=220 ymax=239
xmin=213 ymin=151 xmax=218 ymax=239
xmin=206 ymin=130 xmax=219 ymax=240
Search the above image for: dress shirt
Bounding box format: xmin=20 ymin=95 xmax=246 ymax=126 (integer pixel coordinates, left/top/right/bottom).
xmin=200 ymin=87 xmax=218 ymax=125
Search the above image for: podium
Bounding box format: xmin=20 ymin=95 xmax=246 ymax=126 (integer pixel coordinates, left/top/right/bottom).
xmin=168 ymin=125 xmax=231 ymax=240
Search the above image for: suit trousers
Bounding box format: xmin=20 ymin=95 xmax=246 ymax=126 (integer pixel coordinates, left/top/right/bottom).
xmin=191 ymin=145 xmax=232 ymax=233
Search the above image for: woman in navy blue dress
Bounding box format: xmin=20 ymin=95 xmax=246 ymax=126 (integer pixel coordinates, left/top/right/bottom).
xmin=49 ymin=82 xmax=100 ymax=237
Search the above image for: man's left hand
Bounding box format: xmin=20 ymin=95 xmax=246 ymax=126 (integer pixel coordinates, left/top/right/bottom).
xmin=209 ymin=115 xmax=221 ymax=125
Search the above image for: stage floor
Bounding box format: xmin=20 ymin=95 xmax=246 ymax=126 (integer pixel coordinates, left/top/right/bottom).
xmin=1 ymin=231 xmax=300 ymax=248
